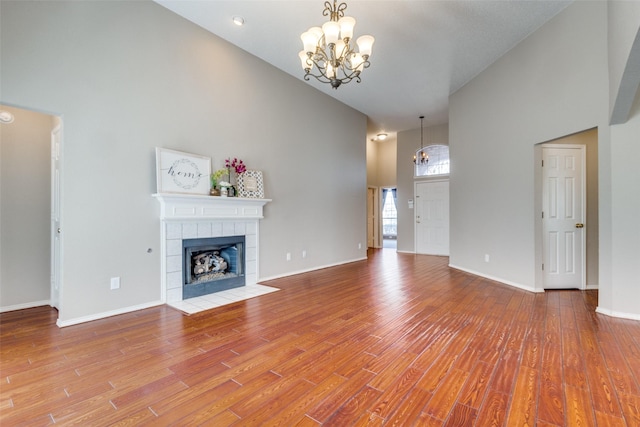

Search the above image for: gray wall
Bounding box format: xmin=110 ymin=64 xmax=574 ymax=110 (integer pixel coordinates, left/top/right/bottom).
xmin=0 ymin=1 xmax=367 ymax=323
xmin=0 ymin=106 xmax=54 ymax=308
xmin=606 ymin=0 xmax=640 ymax=318
xmin=373 ymin=139 xmax=397 ymax=188
xmin=609 ymin=88 xmax=640 ymax=316
xmin=366 ymin=136 xmax=397 ymax=189
xmin=450 ymin=1 xmax=640 ymax=318
xmin=449 ymin=1 xmax=609 ymax=292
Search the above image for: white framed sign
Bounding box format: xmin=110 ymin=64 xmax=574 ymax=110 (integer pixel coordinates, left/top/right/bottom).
xmin=156 ymin=148 xmax=211 ymax=195
xmin=236 ymin=170 xmax=265 ymax=198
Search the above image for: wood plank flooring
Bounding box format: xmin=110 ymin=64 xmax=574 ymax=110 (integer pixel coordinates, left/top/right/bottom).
xmin=2 ymin=249 xmax=640 ymax=426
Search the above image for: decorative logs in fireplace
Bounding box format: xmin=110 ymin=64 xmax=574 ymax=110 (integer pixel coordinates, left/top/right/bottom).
xmin=183 ymin=235 xmax=245 ymax=299
xmin=193 ymin=251 xmax=227 ymax=276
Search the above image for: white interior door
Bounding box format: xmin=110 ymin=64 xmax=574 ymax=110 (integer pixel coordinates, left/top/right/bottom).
xmin=415 ymin=180 xmax=449 ymax=255
xmin=50 ymin=123 xmax=62 ymax=309
xmin=542 ymin=146 xmax=585 ymax=289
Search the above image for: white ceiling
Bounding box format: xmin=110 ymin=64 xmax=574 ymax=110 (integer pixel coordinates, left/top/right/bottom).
xmin=155 ymin=0 xmax=572 ymax=138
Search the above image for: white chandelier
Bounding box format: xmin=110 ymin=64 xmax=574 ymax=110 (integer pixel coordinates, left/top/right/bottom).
xmin=298 ymin=1 xmax=375 ymax=89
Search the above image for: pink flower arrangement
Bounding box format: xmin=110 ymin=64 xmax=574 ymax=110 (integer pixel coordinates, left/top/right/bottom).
xmin=225 ymin=157 xmax=247 ymax=174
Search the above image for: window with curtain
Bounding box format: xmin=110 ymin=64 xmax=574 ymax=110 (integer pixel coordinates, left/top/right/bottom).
xmin=382 ymin=188 xmax=397 ymax=238
xmin=415 ymin=145 xmax=450 ymax=177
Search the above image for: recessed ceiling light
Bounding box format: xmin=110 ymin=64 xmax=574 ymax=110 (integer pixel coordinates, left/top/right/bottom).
xmin=232 ymin=16 xmax=245 ymax=26
xmin=0 ymin=111 xmax=14 ymax=124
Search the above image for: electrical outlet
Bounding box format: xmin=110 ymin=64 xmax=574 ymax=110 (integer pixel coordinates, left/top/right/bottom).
xmin=302 ymin=250 xmax=307 ymax=258
xmin=484 ymin=254 xmax=490 ymax=263
xmin=110 ymin=277 xmax=120 ymax=290
xmin=286 ymin=252 xmax=291 ymax=261
xmin=358 ymin=243 xmax=362 ymax=249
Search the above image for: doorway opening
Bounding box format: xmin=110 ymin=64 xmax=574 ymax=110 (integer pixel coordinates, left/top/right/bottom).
xmin=0 ymin=104 xmax=62 ymax=315
xmin=535 ymin=128 xmax=598 ymax=292
xmin=382 ymin=188 xmax=397 ymax=249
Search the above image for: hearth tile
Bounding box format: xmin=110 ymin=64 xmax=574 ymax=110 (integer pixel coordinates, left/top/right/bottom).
xmin=246 ymin=222 xmax=257 ymax=235
xmin=212 ymin=222 xmax=223 ymax=236
xmin=167 ymin=271 xmax=182 ymax=289
xmin=166 ymin=223 xmax=182 ymax=239
xmin=166 ymin=285 xmax=280 ymax=314
xmin=197 ymin=223 xmax=212 ymax=238
xmin=166 ymin=255 xmax=181 ymax=273
xmin=222 ymin=222 xmax=235 ymax=236
xmin=234 ymin=222 xmax=246 ymax=236
xmin=182 ymin=223 xmax=197 ymax=238
xmin=167 ymin=239 xmax=182 ymax=256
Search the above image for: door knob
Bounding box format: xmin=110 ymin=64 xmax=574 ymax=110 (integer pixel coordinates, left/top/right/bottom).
xmin=57 ymin=228 xmax=61 ymax=233
xmin=575 ymin=223 xmax=584 ymax=228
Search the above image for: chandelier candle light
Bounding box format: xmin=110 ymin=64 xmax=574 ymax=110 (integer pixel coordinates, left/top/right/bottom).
xmin=299 ymin=0 xmax=374 ymax=89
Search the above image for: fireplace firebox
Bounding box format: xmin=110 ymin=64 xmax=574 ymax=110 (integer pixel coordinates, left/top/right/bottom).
xmin=183 ymin=235 xmax=245 ymax=299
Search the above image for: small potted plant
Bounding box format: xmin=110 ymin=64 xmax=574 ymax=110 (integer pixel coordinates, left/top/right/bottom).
xmin=218 ymin=180 xmax=232 ymax=197
xmin=210 ymin=169 xmax=229 ymax=196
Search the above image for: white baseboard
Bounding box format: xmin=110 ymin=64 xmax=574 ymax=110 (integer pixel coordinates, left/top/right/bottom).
xmin=595 ymin=306 xmax=640 ymax=321
xmin=448 ymin=264 xmax=542 ymax=293
xmin=56 ymin=300 xmax=164 ymax=328
xmin=259 ymin=257 xmax=368 ymax=283
xmin=0 ymin=300 xmax=51 ymax=313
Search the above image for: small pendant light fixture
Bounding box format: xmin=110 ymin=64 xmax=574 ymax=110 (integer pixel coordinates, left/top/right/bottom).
xmin=413 ymin=115 xmax=428 ymax=164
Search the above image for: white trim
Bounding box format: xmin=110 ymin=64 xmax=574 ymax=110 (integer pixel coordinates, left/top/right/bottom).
xmin=0 ymin=300 xmax=51 ymax=313
xmin=449 ymin=263 xmax=542 ymax=293
xmin=50 ymin=121 xmax=62 ymax=311
xmin=595 ymin=307 xmax=640 ymax=321
xmin=56 ymin=300 xmax=164 ymax=327
xmin=152 ymin=193 xmax=271 ymax=220
xmin=258 ymin=257 xmax=367 ymax=283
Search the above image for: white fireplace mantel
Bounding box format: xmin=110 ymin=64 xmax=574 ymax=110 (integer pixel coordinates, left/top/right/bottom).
xmin=153 ymin=193 xmax=271 ymax=303
xmin=153 ymin=193 xmax=272 ymax=221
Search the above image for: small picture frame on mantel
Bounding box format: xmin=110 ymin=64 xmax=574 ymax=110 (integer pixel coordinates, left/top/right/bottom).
xmin=236 ymin=170 xmax=265 ymax=198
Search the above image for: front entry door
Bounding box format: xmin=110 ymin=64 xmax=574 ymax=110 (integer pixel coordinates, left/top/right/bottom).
xmin=542 ymin=146 xmax=585 ymax=289
xmin=415 ymin=180 xmax=449 ymax=255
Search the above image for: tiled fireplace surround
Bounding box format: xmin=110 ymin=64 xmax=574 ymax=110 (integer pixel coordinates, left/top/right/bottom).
xmin=153 ymin=194 xmax=271 ymax=303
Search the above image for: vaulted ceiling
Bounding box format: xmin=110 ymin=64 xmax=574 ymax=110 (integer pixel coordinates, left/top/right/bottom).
xmin=155 ymin=0 xmax=572 ymax=139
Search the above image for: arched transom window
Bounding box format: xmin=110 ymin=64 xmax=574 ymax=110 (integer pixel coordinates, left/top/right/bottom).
xmin=415 ymin=145 xmax=450 ymax=177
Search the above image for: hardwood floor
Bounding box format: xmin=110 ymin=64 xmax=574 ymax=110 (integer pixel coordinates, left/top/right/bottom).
xmin=2 ymin=249 xmax=640 ymax=426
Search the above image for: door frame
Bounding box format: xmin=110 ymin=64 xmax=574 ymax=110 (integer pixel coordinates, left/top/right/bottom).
xmin=540 ymin=143 xmax=586 ymax=290
xmin=50 ymin=118 xmax=64 ymax=312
